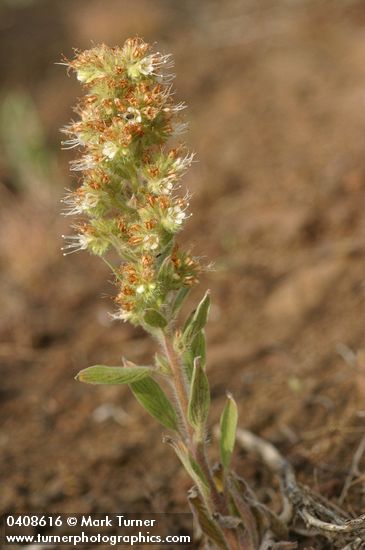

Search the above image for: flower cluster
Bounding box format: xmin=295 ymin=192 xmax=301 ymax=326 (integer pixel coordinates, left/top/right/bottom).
xmin=62 ymin=38 xmax=201 ymax=324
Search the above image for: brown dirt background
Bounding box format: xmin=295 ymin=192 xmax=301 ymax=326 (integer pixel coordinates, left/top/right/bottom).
xmin=1 ymin=0 xmax=365 ymax=548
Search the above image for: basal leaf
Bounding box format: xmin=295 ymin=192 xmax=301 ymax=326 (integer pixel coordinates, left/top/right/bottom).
xmin=188 ymin=488 xmax=229 ymax=550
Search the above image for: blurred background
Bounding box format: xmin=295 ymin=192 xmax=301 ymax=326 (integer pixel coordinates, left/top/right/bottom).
xmin=1 ymin=0 xmax=365 ymax=543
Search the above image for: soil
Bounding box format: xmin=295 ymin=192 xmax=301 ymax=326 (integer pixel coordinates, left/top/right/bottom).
xmin=1 ymin=1 xmax=365 ymax=548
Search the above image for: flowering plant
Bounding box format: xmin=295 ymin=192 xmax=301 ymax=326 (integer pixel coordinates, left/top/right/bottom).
xmin=61 ymin=37 xmax=258 ymax=549
xmin=62 ymin=38 xmax=365 ymax=550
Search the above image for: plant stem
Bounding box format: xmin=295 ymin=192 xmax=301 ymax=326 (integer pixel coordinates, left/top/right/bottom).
xmin=161 ymin=331 xmax=247 ymax=549
xmin=161 ymin=331 xmax=194 ymax=441
xmin=161 ymin=331 xmax=227 ymax=516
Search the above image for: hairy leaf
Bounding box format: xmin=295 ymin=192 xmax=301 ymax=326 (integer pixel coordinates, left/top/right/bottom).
xmin=219 ymin=393 xmax=238 ymax=470
xmin=154 ymin=353 xmax=171 ymax=375
xmin=171 ymin=287 xmax=191 ymax=316
xmin=144 ymin=309 xmax=167 ymax=329
xmin=183 ymin=290 xmax=211 ymax=342
xmin=188 ymin=488 xmax=229 ymax=550
xmin=182 ymin=330 xmax=206 ymax=383
xmin=168 ymin=439 xmax=210 ymax=500
xmin=188 ymin=359 xmax=210 ymax=433
xmin=76 ymin=365 xmax=151 ymax=385
xmin=130 ymin=377 xmax=179 ymax=432
xmin=191 ymin=329 xmax=206 ymax=367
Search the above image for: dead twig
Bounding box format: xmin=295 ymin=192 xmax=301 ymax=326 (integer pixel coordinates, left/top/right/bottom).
xmin=300 ymin=509 xmax=365 ymax=533
xmin=259 ymin=530 xmax=298 ymax=550
xmin=338 ymin=434 xmax=365 ymax=505
xmin=235 ymin=428 xmax=365 ymax=546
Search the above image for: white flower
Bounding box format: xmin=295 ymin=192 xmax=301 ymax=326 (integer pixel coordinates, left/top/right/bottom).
xmin=103 ymin=142 xmax=119 ymax=160
xmin=76 ymin=67 xmax=106 ymax=84
xmin=70 ymin=154 xmax=96 ymax=172
xmin=83 ymin=192 xmax=100 ymax=209
xmin=76 ymin=69 xmax=91 ymax=83
xmin=61 ymin=137 xmax=82 ymax=150
xmin=167 ymin=205 xmax=186 ymax=225
xmin=163 ymin=102 xmax=186 ymax=114
xmin=173 ymin=152 xmax=194 ymax=172
xmin=139 ymin=55 xmax=155 ymax=76
xmin=62 ymin=191 xmax=101 ymax=216
xmin=147 ymin=177 xmax=174 ymax=196
xmin=111 ymin=309 xmax=133 ymax=323
xmin=161 ymin=203 xmax=189 ymax=233
xmin=150 ymin=53 xmax=174 ymax=72
xmin=61 ymin=234 xmax=90 ymax=255
xmin=136 ymin=53 xmax=174 ymax=78
xmin=136 ymin=282 xmax=156 ymax=295
xmin=143 ymin=234 xmax=159 ymax=251
xmin=123 ymin=107 xmax=142 ymax=124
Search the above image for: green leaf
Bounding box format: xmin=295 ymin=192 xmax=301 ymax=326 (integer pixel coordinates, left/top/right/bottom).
xmin=154 ymin=353 xmax=171 ymax=375
xmin=191 ymin=330 xmax=206 ymax=368
xmin=76 ymin=365 xmax=151 ymax=385
xmin=182 ymin=309 xmax=195 ymax=335
xmin=167 ymin=439 xmax=210 ymax=500
xmin=182 ymin=329 xmax=206 ymax=383
xmin=183 ymin=290 xmax=211 ymax=342
xmin=182 ymin=352 xmax=194 ymax=383
xmin=144 ymin=309 xmax=167 ymax=329
xmin=219 ymin=393 xmax=238 ymax=470
xmin=188 ymin=359 xmax=210 ymax=433
xmin=171 ymin=287 xmax=190 ymax=316
xmin=130 ymin=377 xmax=179 ymax=432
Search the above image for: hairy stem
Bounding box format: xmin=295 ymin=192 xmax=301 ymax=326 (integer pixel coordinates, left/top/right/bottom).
xmin=162 ymin=331 xmax=193 ymax=441
xmin=161 ymin=331 xmax=228 ymax=517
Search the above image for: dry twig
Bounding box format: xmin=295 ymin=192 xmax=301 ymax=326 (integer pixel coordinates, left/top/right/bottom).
xmin=338 ymin=434 xmax=365 ymax=505
xmin=234 ymin=428 xmax=365 ymax=547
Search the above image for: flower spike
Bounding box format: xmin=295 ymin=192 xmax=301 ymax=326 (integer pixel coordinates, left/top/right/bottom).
xmin=62 ymin=38 xmax=201 ymax=325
